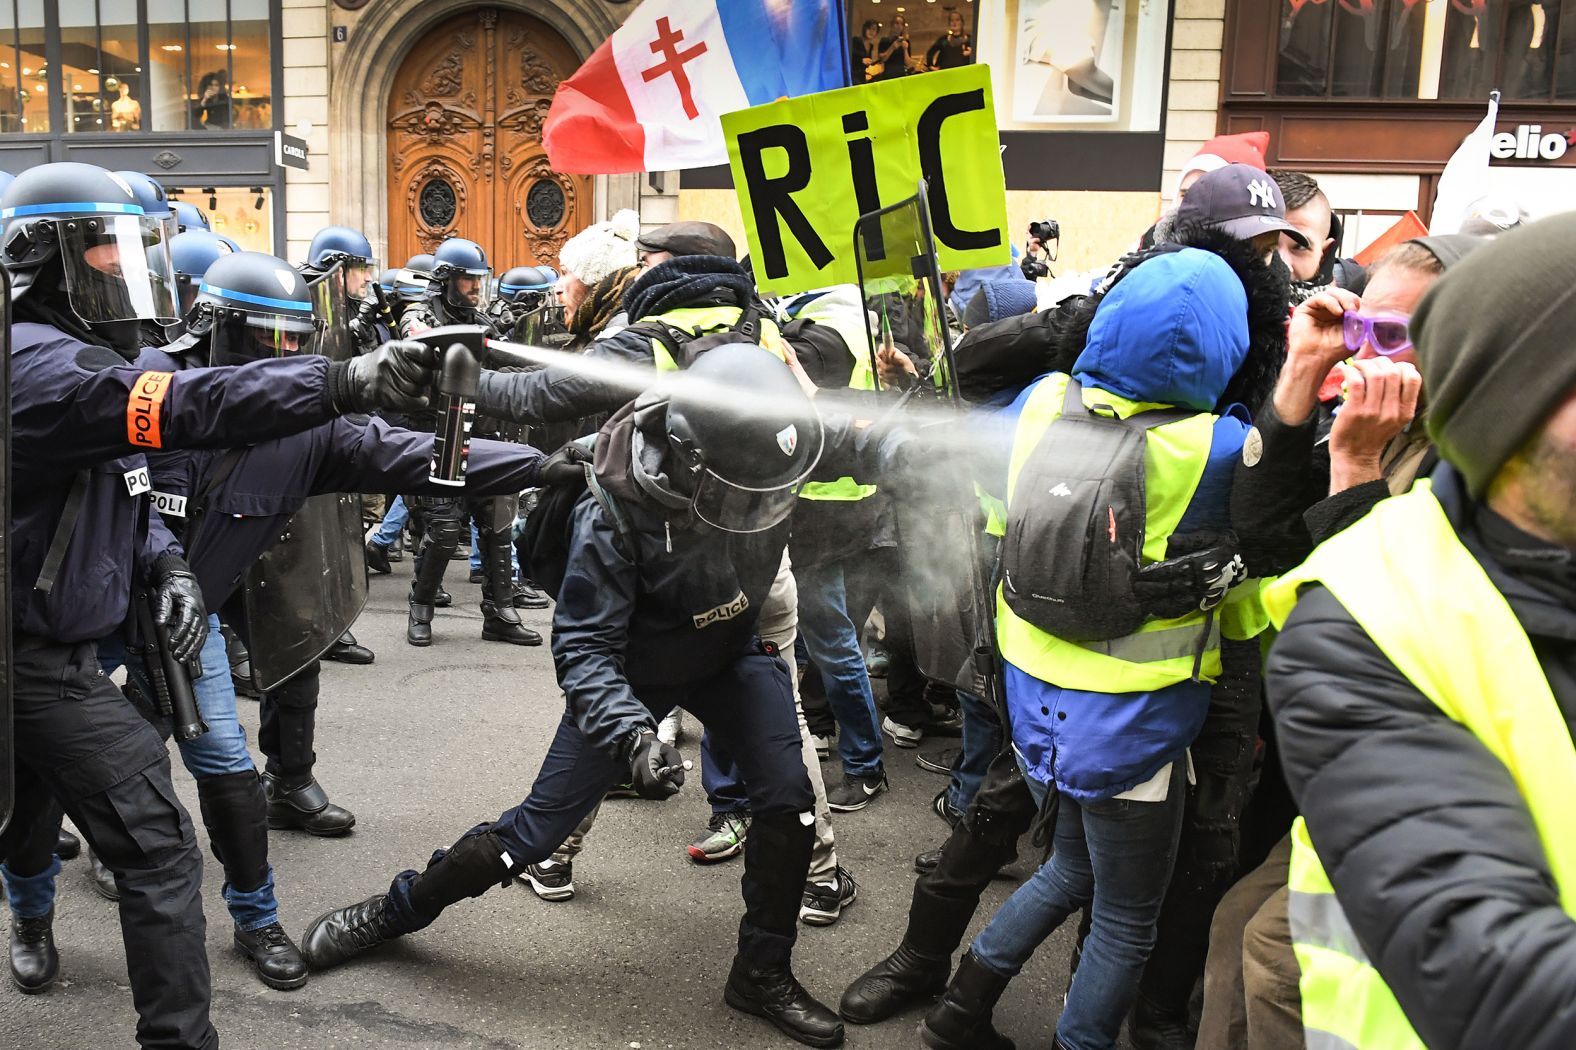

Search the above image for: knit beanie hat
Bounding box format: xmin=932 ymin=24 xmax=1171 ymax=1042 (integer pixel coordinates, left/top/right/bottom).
xmin=1179 ymin=132 xmax=1270 ymax=192
xmin=1411 ymin=212 xmax=1576 ymax=497
xmin=558 ymin=208 xmax=640 ymax=287
xmin=963 ymin=278 xmax=1039 ymax=328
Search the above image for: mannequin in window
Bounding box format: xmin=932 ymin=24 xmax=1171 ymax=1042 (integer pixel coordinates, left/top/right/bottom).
xmin=109 ymin=81 xmax=142 ymax=131
xmin=195 ymin=70 xmax=232 ymax=130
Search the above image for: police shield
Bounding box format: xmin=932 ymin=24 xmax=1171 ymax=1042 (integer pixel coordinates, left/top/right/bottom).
xmin=855 ymin=184 xmax=1000 ymax=707
xmin=0 ymin=266 xmax=12 ymax=833
xmin=241 ymin=262 xmax=366 ymax=692
xmin=306 ymin=260 xmax=355 ymax=363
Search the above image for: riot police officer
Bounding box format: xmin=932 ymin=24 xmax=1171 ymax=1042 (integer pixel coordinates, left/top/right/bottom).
xmin=398 ymin=238 xmax=539 ymax=647
xmin=169 ymin=229 xmax=233 ymax=321
xmin=0 ymin=163 xmax=435 ymax=1048
xmin=494 ymin=264 xmax=563 ymax=343
xmin=171 ymin=198 xmax=210 ymax=234
xmin=303 ymin=224 xmax=385 ymax=356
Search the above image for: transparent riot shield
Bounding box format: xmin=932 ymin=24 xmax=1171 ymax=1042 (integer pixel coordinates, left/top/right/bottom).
xmin=243 ymin=260 xmax=366 ymax=692
xmin=0 ymin=266 xmax=11 ymax=833
xmin=306 ymin=261 xmax=356 ymax=363
xmin=854 ymin=183 xmax=1002 ymax=710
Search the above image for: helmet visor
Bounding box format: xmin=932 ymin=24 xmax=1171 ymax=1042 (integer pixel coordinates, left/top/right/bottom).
xmin=689 ymin=467 xmax=807 ymax=534
xmin=210 ymin=309 xmax=325 ymax=366
xmin=343 ymin=259 xmax=379 ymax=301
xmin=60 ymin=213 xmax=178 ymax=323
xmin=447 ymin=268 xmax=492 ymax=310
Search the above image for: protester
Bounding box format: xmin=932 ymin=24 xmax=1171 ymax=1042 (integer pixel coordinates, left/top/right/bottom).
xmin=555 ymin=208 xmax=640 ymax=321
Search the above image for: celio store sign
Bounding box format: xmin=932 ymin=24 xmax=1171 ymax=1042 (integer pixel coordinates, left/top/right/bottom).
xmin=1491 ymin=123 xmax=1576 ymax=162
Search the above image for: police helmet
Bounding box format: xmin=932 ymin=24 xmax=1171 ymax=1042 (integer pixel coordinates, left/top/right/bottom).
xmin=115 ymin=171 xmax=177 ymax=246
xmin=497 ymin=265 xmax=557 ymax=303
xmin=0 ymin=161 xmax=179 ymax=322
xmin=406 ymin=251 xmax=436 ymax=274
xmin=307 ymin=224 xmax=377 ymax=298
xmin=378 ymin=267 xmax=400 ymax=297
xmin=191 ymin=250 xmax=322 ymax=366
xmin=216 ymin=234 xmax=241 ymax=253
xmin=389 ymin=266 xmax=428 ymax=304
xmin=0 ymin=173 xmax=13 ymax=195
xmin=169 ymin=230 xmax=235 ymax=316
xmin=430 ymin=237 xmax=491 ymax=311
xmin=632 ymin=344 xmax=823 ymax=533
xmin=170 ymin=199 xmax=210 ymax=233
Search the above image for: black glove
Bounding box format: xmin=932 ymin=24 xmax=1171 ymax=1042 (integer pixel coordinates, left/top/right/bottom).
xmin=627 ymin=730 xmax=686 ymax=800
xmin=329 ymin=339 xmax=441 ymax=415
xmin=152 ymin=558 xmax=208 ymax=663
xmin=1134 ymin=530 xmax=1246 ymax=620
xmin=538 ymin=443 xmax=593 ymax=485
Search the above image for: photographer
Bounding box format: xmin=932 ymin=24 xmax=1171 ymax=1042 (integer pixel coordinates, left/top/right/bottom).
xmin=1021 ymin=219 xmax=1060 ymax=282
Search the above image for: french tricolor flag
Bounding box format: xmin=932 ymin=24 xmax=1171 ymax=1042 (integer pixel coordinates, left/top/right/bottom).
xmin=544 ymin=0 xmax=848 ymax=174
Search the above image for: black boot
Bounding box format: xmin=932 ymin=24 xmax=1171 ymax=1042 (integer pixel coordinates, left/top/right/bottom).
xmin=263 ymin=773 xmax=356 ymax=836
xmin=1128 ymin=991 xmax=1195 ymax=1050
xmin=300 ymin=894 xmax=403 ymax=971
xmin=324 ymin=630 xmax=374 ymax=665
xmin=409 ymin=511 xmax=457 ymax=645
xmin=839 ymin=940 xmax=951 ymax=1024
xmin=88 ymin=850 xmax=120 ymax=901
xmin=480 ymin=601 xmax=542 ymax=645
xmin=918 ymin=952 xmax=1015 ymax=1050
xmin=433 ymin=587 xmax=452 ymax=608
xmin=364 ymin=540 xmax=392 ymax=574
xmin=9 ymin=909 xmax=57 ymax=993
xmin=406 ymin=599 xmax=434 ymax=646
xmin=725 ymin=956 xmax=845 ymax=1048
xmin=513 ymin=581 xmax=550 ymax=609
xmin=235 ymin=923 xmax=308 ymax=990
xmin=55 ymin=827 xmax=80 ymax=861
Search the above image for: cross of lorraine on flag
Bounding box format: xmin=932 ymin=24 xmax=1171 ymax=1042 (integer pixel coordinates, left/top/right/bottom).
xmin=544 ymin=0 xmax=848 ymax=175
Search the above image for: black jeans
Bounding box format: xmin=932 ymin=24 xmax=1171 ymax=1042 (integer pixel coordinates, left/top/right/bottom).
xmin=0 ymin=640 xmax=216 ymax=1050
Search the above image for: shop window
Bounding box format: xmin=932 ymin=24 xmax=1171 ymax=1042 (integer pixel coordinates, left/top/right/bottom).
xmin=60 ymin=0 xmax=142 ymax=133
xmin=0 ymin=0 xmax=15 ymax=133
xmin=149 ymin=0 xmax=190 ymax=131
xmin=145 ymin=0 xmax=274 ymax=132
xmin=168 ymin=185 xmax=274 ymax=254
xmin=16 ymin=0 xmax=45 ymax=132
xmin=845 ymin=2 xmax=978 ymax=84
xmin=230 ymin=0 xmax=273 ymax=129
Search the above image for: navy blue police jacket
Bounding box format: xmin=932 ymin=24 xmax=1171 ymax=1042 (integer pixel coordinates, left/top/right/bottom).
xmin=12 ymin=322 xmax=349 ymax=643
xmin=136 ymin=344 xmax=547 ymax=610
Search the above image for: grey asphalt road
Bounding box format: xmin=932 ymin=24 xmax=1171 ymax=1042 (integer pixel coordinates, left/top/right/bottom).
xmin=5 ymin=567 xmax=1102 ymax=1050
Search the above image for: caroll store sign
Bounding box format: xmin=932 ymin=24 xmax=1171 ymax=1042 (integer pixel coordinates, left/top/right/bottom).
xmin=1491 ymin=123 xmax=1574 ymax=162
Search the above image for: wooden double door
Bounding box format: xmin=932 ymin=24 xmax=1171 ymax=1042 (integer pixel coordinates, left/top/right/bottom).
xmin=386 ymin=7 xmax=592 ymax=271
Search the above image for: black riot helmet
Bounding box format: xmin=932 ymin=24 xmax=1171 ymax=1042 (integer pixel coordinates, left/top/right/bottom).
xmin=631 ymin=344 xmax=823 ymax=533
xmin=429 ymin=237 xmax=491 ymax=313
xmin=1 ymin=162 xmax=179 ymax=324
xmin=189 ymin=250 xmax=322 ymax=366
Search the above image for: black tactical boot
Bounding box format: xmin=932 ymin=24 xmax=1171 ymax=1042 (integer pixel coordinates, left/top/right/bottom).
xmin=9 ymin=909 xmax=57 ymax=993
xmin=300 ymin=894 xmax=402 ymax=971
xmin=406 ymin=600 xmax=434 ymax=647
xmin=364 ymin=540 xmax=392 ymax=574
xmin=434 ymin=587 xmax=452 ymax=608
xmin=839 ymin=940 xmax=951 ymax=1024
xmin=88 ymin=850 xmax=120 ymax=901
xmin=918 ymin=952 xmax=1015 ymax=1050
xmin=725 ymin=955 xmax=845 ymax=1048
xmin=55 ymin=827 xmax=80 ymax=861
xmin=513 ymin=581 xmax=550 ymax=609
xmin=235 ymin=922 xmax=308 ymax=990
xmin=263 ymin=773 xmax=356 ymax=836
xmin=480 ymin=601 xmax=542 ymax=646
xmin=324 ymin=630 xmax=374 ymax=665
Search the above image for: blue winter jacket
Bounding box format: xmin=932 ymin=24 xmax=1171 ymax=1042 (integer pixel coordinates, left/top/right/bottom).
xmin=998 ymin=248 xmax=1254 ymax=802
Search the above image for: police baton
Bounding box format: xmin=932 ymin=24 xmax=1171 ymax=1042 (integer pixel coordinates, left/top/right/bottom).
xmin=134 ymin=591 xmax=209 ymax=742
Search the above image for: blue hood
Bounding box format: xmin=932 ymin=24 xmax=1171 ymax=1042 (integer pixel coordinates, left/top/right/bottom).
xmin=1072 ymin=247 xmax=1248 ymax=412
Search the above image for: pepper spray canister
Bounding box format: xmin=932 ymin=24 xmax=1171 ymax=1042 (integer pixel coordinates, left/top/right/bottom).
xmin=429 ymin=340 xmax=481 ymax=486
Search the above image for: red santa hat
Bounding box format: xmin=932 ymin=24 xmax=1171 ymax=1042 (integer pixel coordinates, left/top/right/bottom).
xmin=1179 ymin=132 xmax=1270 ymax=190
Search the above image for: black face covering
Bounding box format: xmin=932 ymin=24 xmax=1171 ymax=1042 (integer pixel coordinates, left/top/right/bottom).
xmin=14 ymin=259 xmax=140 ymax=360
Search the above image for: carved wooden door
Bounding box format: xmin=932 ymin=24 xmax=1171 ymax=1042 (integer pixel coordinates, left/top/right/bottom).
xmin=386 ymin=7 xmax=591 ymax=271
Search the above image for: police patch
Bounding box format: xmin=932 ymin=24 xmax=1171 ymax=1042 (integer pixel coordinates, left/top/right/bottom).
xmin=693 ymin=591 xmax=750 ymax=630
xmin=276 ymin=270 xmax=298 ymax=295
xmin=775 ymin=424 xmax=798 ymax=457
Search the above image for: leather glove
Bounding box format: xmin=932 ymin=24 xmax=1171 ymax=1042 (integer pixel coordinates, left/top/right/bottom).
xmin=1134 ymin=530 xmax=1246 ymax=620
xmin=152 ymin=559 xmax=208 ymax=663
xmin=538 ymin=443 xmax=593 ymax=485
xmin=627 ymin=730 xmax=686 ymax=800
xmin=329 ymin=339 xmax=441 ymax=415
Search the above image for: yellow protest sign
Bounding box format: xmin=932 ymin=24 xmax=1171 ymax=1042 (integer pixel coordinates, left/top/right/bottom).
xmin=723 ymin=64 xmax=1010 ymax=295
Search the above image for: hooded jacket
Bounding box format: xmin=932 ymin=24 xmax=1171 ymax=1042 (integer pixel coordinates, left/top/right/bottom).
xmin=999 ymin=248 xmax=1255 ymax=801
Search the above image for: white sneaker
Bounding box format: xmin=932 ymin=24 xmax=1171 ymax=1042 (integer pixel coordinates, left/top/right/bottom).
xmin=882 ymin=716 xmax=923 ymax=749
xmin=657 ymin=708 xmax=685 ymax=747
xmin=810 ymin=733 xmax=833 ymax=760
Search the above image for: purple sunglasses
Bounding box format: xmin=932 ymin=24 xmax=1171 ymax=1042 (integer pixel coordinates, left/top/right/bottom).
xmin=1342 ymin=310 xmax=1413 ymax=357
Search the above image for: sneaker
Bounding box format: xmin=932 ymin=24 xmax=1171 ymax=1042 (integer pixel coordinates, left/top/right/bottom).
xmin=932 ymin=788 xmax=963 ymax=827
xmin=799 ymin=865 xmax=858 ymax=926
xmin=882 ymin=716 xmax=923 ymax=749
xmin=826 ymin=770 xmax=888 ymax=812
xmin=519 ymin=859 xmax=575 ymax=902
xmin=810 ymin=733 xmax=833 ymax=760
xmin=657 ymin=708 xmax=684 ymax=747
xmin=688 ymin=811 xmax=750 ymax=864
xmin=915 ymin=746 xmax=961 ymax=775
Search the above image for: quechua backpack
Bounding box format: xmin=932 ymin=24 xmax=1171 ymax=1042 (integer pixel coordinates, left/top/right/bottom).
xmin=1000 ymin=377 xmax=1194 ymax=642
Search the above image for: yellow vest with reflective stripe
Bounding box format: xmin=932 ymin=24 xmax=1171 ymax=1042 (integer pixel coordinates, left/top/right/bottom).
xmin=1263 ymin=481 xmax=1576 ymax=1050
xmin=995 ymin=372 xmax=1224 ymax=693
xmin=799 ymin=337 xmax=878 ymax=502
xmin=639 ymin=306 xmax=788 ymax=372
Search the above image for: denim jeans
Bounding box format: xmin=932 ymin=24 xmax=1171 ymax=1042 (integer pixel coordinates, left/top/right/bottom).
xmin=971 ymin=760 xmax=1187 ymax=1050
xmin=795 ymin=559 xmax=883 ymax=778
xmin=946 ymin=688 xmax=1003 ymax=814
xmin=372 ymin=495 xmax=409 ymax=549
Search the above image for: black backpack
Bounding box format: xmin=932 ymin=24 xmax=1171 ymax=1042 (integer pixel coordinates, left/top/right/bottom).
xmin=623 ymin=303 xmax=764 ymax=370
xmin=516 ymin=436 xmax=633 ymax=601
xmin=999 ymin=378 xmax=1194 ymax=642
xmin=952 ymin=308 xmax=1068 ymax=404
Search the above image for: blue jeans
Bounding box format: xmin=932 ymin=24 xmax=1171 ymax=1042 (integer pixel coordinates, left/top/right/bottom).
xmin=372 ymin=495 xmax=409 ymax=549
xmin=971 ymin=760 xmax=1186 ymax=1050
xmin=97 ymin=614 xmax=278 ymax=930
xmin=946 ymin=688 xmax=1003 ymax=814
xmin=470 ymin=521 xmax=522 ymax=576
xmin=796 ymin=559 xmax=883 ymax=778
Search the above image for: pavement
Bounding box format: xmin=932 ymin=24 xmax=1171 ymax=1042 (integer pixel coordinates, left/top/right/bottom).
xmin=4 ymin=561 xmax=1106 ymax=1050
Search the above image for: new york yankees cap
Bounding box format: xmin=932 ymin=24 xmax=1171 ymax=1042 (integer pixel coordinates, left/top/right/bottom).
xmin=1176 ymin=163 xmax=1310 ymax=249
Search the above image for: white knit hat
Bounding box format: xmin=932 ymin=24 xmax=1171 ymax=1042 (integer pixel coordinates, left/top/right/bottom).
xmin=558 ymin=208 xmax=640 ymax=287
